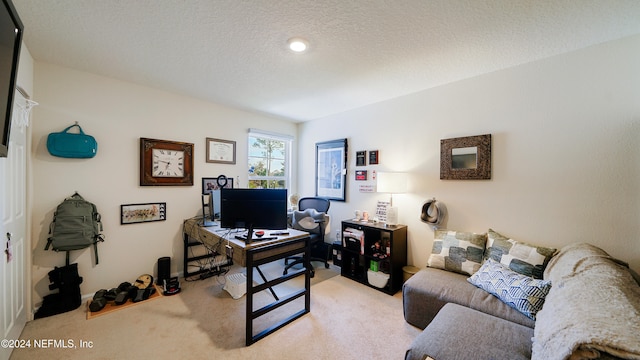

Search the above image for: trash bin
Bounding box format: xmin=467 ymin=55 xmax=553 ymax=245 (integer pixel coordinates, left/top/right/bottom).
xmin=402 ymin=265 xmax=419 ymax=283
xmin=332 ymin=241 xmax=342 ymax=267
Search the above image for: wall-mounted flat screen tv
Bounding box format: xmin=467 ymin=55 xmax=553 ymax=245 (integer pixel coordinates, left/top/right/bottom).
xmin=0 ymin=0 xmax=23 ymax=158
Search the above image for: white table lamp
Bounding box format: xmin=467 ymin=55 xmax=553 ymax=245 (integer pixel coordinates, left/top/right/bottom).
xmin=377 ymin=172 xmax=408 ymax=226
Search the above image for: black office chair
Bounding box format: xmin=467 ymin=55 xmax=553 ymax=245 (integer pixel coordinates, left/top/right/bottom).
xmin=284 ymin=197 xmax=331 ymax=277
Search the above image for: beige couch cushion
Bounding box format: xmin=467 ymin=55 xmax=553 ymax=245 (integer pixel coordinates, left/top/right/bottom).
xmin=405 ymin=303 xmax=533 ymax=360
xmin=402 ymin=267 xmax=535 ymax=330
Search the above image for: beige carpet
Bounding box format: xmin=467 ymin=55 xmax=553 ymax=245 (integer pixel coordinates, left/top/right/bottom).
xmin=11 ymin=262 xmax=421 ymax=360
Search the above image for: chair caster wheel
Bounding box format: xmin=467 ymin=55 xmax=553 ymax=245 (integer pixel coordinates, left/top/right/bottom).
xmin=325 ymin=263 xmax=330 ymax=269
xmin=310 ymin=270 xmax=315 ymax=278
xmin=283 ymin=270 xmax=288 ymax=276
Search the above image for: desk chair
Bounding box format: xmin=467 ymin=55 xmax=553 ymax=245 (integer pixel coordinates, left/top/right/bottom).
xmin=284 ymin=197 xmax=331 ymax=277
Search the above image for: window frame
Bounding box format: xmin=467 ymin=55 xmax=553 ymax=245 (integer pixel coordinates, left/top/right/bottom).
xmin=247 ymin=129 xmax=292 ymax=190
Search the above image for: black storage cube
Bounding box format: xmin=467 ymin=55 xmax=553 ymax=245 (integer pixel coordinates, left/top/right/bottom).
xmin=332 ymin=241 xmax=342 ymax=266
xmin=344 ymin=236 xmax=361 ymax=252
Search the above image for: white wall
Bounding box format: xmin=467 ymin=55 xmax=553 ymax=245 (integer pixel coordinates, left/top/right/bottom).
xmin=17 ymin=44 xmax=34 ymax=96
xmin=298 ymin=34 xmax=640 ymax=274
xmin=29 ymin=63 xmax=297 ymax=306
xmin=26 ymin=34 xmax=640 ymax=308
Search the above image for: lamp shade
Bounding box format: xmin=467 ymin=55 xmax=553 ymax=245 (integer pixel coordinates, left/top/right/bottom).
xmin=377 ymin=172 xmax=408 ymax=194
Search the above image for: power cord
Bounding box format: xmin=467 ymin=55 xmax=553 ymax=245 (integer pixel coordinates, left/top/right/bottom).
xmin=183 ymin=219 xmax=235 ymax=281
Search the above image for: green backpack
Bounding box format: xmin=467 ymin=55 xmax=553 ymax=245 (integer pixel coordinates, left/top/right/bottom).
xmin=45 ymin=192 xmax=104 ymax=264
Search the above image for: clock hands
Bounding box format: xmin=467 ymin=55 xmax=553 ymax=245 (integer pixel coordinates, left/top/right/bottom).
xmin=155 ymin=159 xmax=174 ymax=171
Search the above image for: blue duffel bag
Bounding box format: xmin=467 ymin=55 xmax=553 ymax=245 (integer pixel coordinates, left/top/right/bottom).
xmin=47 ymin=123 xmax=98 ymax=158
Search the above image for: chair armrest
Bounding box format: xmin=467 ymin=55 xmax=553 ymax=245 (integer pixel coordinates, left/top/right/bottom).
xmin=323 ymin=215 xmax=331 ymax=237
xmin=311 ymin=214 xmax=331 ymax=241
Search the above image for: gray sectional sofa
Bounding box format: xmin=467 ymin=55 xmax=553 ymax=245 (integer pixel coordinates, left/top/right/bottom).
xmin=403 ymin=232 xmax=640 ymax=360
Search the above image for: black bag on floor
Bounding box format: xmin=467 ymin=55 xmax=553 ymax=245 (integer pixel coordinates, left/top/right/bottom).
xmin=35 ymin=263 xmax=83 ymax=319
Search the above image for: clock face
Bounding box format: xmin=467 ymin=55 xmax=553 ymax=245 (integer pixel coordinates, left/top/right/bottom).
xmin=152 ymin=149 xmax=185 ymax=177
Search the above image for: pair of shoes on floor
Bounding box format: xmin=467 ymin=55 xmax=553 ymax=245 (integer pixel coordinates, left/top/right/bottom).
xmin=88 ymin=282 xmax=132 ymax=312
xmin=112 ymin=281 xmax=156 ymax=304
xmin=88 ymin=278 xmax=157 ymax=312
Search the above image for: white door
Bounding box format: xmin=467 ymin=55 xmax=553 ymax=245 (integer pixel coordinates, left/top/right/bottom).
xmin=1 ymin=91 xmax=29 ymax=360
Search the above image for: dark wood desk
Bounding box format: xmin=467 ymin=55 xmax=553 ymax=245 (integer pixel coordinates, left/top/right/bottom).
xmin=182 ymin=218 xmax=311 ymax=345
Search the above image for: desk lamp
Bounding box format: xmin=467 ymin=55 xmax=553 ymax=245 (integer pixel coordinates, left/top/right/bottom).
xmin=377 ymin=172 xmax=408 ymax=227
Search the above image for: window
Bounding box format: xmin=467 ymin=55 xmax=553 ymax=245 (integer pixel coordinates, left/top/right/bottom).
xmin=247 ymin=129 xmax=292 ymax=189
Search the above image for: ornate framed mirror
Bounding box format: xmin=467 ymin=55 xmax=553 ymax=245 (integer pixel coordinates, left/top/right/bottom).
xmin=440 ymin=134 xmax=491 ymax=180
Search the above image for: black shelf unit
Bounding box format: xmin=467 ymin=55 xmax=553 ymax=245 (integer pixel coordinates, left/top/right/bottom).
xmin=340 ymin=220 xmax=407 ymax=295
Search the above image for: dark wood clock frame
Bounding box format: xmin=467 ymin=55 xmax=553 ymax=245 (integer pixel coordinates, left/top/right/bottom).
xmin=140 ymin=138 xmax=194 ymax=186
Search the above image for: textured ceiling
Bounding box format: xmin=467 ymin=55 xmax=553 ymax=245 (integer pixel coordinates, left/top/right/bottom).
xmin=11 ymin=0 xmax=640 ymax=122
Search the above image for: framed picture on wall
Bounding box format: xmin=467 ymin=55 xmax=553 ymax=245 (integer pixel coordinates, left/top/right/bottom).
xmin=206 ymin=138 xmax=236 ymax=164
xmin=202 ymin=175 xmax=233 ymax=194
xmin=356 ymin=151 xmax=366 ymax=166
xmin=121 ymin=202 xmax=166 ymax=225
xmin=315 ymin=138 xmax=348 ymax=201
xmin=368 ymin=150 xmax=379 ymax=165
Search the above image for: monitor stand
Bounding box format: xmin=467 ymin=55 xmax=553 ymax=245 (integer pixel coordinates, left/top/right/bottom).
xmin=202 ymin=218 xmax=217 ymax=227
xmin=235 ymin=224 xmax=255 ymax=243
xmin=200 ymin=193 xmax=218 ymax=227
xmin=234 ymin=225 xmax=276 ymax=243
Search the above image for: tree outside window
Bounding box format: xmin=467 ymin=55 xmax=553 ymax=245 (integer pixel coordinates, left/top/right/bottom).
xmin=248 ymin=133 xmax=290 ymax=189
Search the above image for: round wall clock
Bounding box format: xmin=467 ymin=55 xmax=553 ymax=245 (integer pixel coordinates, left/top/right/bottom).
xmin=140 ymin=138 xmax=194 ymax=186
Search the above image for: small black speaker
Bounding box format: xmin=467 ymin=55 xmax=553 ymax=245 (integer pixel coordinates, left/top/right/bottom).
xmin=157 ymin=257 xmax=171 ymax=285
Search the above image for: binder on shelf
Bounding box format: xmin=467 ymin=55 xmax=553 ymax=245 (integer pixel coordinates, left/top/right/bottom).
xmin=343 ymin=228 xmax=364 ymax=254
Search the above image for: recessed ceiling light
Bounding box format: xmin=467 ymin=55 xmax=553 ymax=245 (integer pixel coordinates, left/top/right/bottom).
xmin=287 ymin=37 xmax=309 ymax=53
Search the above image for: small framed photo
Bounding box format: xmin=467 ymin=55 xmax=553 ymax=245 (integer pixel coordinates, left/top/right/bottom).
xmin=202 ymin=175 xmax=233 ymax=194
xmin=121 ymin=203 xmax=166 ymax=225
xmin=356 ymin=151 xmax=366 ymax=166
xmin=355 ymin=170 xmax=368 ymax=181
xmin=206 ymin=138 xmax=236 ymax=164
xmin=369 ymin=150 xmax=379 ymax=165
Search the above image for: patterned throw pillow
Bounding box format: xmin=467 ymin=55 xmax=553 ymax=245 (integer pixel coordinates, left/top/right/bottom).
xmin=427 ymin=230 xmax=487 ymax=275
xmin=485 ymin=229 xmax=557 ymax=279
xmin=468 ymin=259 xmax=552 ymax=320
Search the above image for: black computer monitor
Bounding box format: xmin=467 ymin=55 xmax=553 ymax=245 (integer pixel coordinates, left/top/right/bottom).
xmin=220 ymin=188 xmax=288 ymax=242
